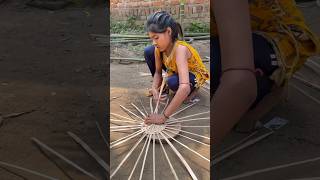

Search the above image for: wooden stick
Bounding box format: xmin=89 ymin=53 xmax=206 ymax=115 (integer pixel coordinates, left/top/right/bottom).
xmin=139 ymin=135 xmax=152 ymax=180
xmin=212 ymin=131 xmax=258 ymax=159
xmin=157 ymin=133 xmax=179 ymax=180
xmin=174 ymin=111 xmax=209 ymax=121
xmin=171 ymin=102 xmax=198 ymax=117
xmin=139 ymin=97 xmax=149 ymax=116
xmin=149 ymin=97 xmax=154 ymax=114
xmin=0 ymin=161 xmax=58 ymax=180
xmin=110 ymin=113 xmax=138 ymax=122
xmin=164 ymin=129 xmax=210 ymax=147
xmin=291 ymin=84 xmax=320 ymax=105
xmin=120 ymin=105 xmax=144 ymax=121
xmin=166 ymin=117 xmax=210 ymax=125
xmin=163 ymin=131 xmax=209 ymax=162
xmin=152 ymin=134 xmax=156 ymax=180
xmin=128 ymin=135 xmax=149 ymax=180
xmin=110 ymin=134 xmax=147 ymax=179
xmin=111 ymin=127 xmax=141 ymax=132
xmin=95 ymin=121 xmax=109 ymax=148
xmin=167 ymin=125 xmax=210 ymax=128
xmin=131 ymin=103 xmax=146 ymax=118
xmin=110 ymin=130 xmax=143 ymax=148
xmin=222 ymin=156 xmax=320 ymax=180
xmin=67 ymin=132 xmax=109 ymax=173
xmin=293 ymin=74 xmax=320 ymax=91
xmin=166 ymin=127 xmax=210 ymax=140
xmin=154 ymin=76 xmax=167 ymax=114
xmin=212 ymin=130 xmax=274 ymax=166
xmin=159 ymin=132 xmax=198 ymax=180
xmin=31 ymin=138 xmax=98 ymax=180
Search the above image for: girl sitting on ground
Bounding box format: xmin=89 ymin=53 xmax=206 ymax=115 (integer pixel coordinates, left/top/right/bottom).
xmin=143 ymin=11 xmax=210 ymax=125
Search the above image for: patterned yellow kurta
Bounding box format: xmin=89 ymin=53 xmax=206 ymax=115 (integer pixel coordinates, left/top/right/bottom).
xmin=155 ymin=40 xmax=210 ymax=88
xmin=212 ymin=0 xmax=320 ymax=86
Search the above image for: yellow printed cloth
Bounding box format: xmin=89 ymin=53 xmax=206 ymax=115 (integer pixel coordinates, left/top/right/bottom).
xmin=155 ymin=40 xmax=210 ymax=88
xmin=211 ymin=0 xmax=320 ymax=86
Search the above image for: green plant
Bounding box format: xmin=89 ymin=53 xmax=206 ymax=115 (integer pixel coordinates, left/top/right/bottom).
xmin=184 ymin=21 xmax=209 ymax=33
xmin=111 ymin=16 xmax=145 ymax=34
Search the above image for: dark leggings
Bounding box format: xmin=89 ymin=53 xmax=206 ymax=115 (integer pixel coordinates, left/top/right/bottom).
xmin=144 ymin=45 xmax=197 ymax=92
xmin=211 ymin=33 xmax=279 ymax=107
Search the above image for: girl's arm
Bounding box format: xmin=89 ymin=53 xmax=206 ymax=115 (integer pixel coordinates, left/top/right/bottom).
xmin=212 ymin=0 xmax=257 ymax=144
xmin=151 ymin=47 xmax=163 ymax=98
xmin=163 ymin=45 xmax=191 ymax=117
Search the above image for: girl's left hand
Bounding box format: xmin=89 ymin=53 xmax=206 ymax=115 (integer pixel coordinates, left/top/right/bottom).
xmin=144 ymin=113 xmax=167 ymax=124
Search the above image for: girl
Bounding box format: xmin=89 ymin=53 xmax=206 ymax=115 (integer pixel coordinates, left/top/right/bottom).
xmin=212 ymin=0 xmax=320 ymax=144
xmin=143 ymin=11 xmax=210 ymax=125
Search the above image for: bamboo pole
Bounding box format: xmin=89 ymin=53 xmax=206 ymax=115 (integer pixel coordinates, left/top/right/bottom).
xmin=159 ymin=132 xmax=198 ymax=180
xmin=162 ymin=131 xmax=209 ymax=162
xmin=0 ymin=161 xmax=58 ymax=180
xmin=222 ymin=156 xmax=320 ymax=180
xmin=110 ymin=134 xmax=147 ymax=179
xmin=156 ymin=133 xmax=179 ymax=180
xmin=31 ymin=138 xmax=98 ymax=180
xmin=67 ymin=132 xmax=109 ymax=173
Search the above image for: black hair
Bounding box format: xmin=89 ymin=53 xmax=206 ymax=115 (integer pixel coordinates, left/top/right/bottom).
xmin=146 ymin=11 xmax=183 ymax=42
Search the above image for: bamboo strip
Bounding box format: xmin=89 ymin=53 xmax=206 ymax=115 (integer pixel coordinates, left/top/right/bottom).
xmin=139 ymin=97 xmax=149 ymax=116
xmin=128 ymin=135 xmax=150 ymax=180
xmin=222 ymin=156 xmax=320 ymax=180
xmin=0 ymin=161 xmax=58 ymax=180
xmin=212 ymin=130 xmax=274 ymax=166
xmin=110 ymin=134 xmax=147 ymax=179
xmin=120 ymin=105 xmax=144 ymax=121
xmin=150 ymin=97 xmax=154 ymax=114
xmin=153 ymin=135 xmax=156 ymax=180
xmin=139 ymin=135 xmax=152 ymax=180
xmin=156 ymin=133 xmax=179 ymax=180
xmin=110 ymin=130 xmax=143 ymax=148
xmin=131 ymin=103 xmax=146 ymax=118
xmin=164 ymin=129 xmax=209 ymax=147
xmin=174 ymin=111 xmax=209 ymax=121
xmin=171 ymin=102 xmax=198 ymax=117
xmin=111 ymin=127 xmax=141 ymax=132
xmin=110 ymin=113 xmax=138 ymax=122
xmin=159 ymin=132 xmax=198 ymax=180
xmin=31 ymin=138 xmax=98 ymax=180
xmin=68 ymin=132 xmax=109 ymax=173
xmin=166 ymin=127 xmax=210 ymax=140
xmin=166 ymin=117 xmax=210 ymax=125
xmin=162 ymin=131 xmax=209 ymax=162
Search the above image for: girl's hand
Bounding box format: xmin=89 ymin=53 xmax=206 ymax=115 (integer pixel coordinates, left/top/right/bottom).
xmin=152 ymin=89 xmax=167 ymax=101
xmin=144 ymin=113 xmax=167 ymax=124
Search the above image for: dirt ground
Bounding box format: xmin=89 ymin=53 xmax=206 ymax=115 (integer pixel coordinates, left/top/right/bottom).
xmin=0 ymin=1 xmax=107 ymax=179
xmin=213 ymin=3 xmax=320 ymax=180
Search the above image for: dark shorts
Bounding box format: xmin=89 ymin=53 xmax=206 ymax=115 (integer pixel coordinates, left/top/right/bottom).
xmin=211 ymin=33 xmax=279 ymax=108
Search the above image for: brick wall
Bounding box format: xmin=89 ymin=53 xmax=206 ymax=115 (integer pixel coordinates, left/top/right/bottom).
xmin=110 ymin=0 xmax=210 ymax=26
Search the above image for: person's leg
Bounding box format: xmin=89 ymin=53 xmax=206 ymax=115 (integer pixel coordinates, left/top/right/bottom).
xmin=167 ymin=73 xmax=196 ymax=92
xmin=144 ymin=45 xmax=166 ymax=76
xmin=211 ymin=33 xmax=278 ymax=107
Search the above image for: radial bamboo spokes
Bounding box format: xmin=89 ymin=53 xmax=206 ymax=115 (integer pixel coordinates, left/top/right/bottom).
xmin=173 ymin=111 xmax=209 ymax=121
xmin=139 ymin=96 xmax=149 ymax=116
xmin=139 ymin=135 xmax=152 ymax=180
xmin=110 ymin=119 xmax=142 ymax=124
xmin=166 ymin=117 xmax=210 ymax=125
xmin=149 ymin=97 xmax=154 ymax=113
xmin=161 ymin=97 xmax=170 ymax=114
xmin=128 ymin=135 xmax=150 ymax=180
xmin=164 ymin=129 xmax=209 ymax=147
xmin=120 ymin=105 xmax=144 ymax=121
xmin=166 ymin=127 xmax=210 ymax=140
xmin=111 ymin=113 xmax=139 ymax=122
xmin=162 ymin=131 xmax=209 ymax=162
xmin=156 ymin=133 xmax=179 ymax=180
xmin=111 ymin=127 xmax=141 ymax=132
xmin=110 ymin=130 xmax=143 ymax=148
xmin=167 ymin=125 xmax=210 ymax=128
xmin=131 ymin=103 xmax=146 ymax=118
xmin=110 ymin=134 xmax=147 ymax=179
xmin=159 ymin=132 xmax=198 ymax=180
xmin=171 ymin=102 xmax=198 ymax=117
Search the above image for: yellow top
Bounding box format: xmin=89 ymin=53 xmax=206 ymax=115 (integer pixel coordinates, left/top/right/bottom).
xmin=212 ymin=0 xmax=320 ymax=86
xmin=155 ymin=40 xmax=210 ymax=88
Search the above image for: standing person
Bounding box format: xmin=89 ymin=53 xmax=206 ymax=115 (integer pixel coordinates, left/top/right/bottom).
xmin=212 ymin=0 xmax=320 ymax=144
xmin=144 ymin=11 xmax=210 ymax=125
